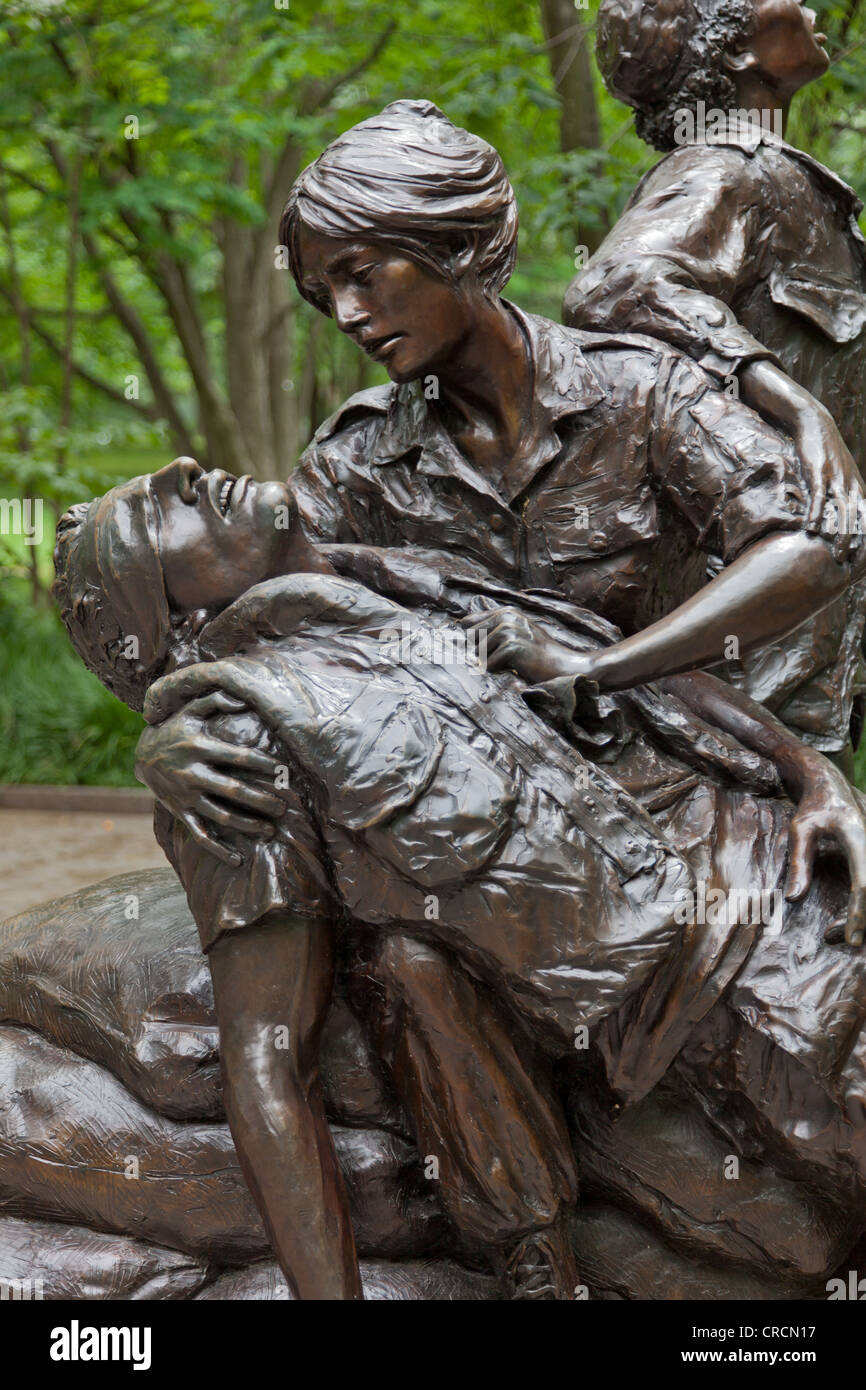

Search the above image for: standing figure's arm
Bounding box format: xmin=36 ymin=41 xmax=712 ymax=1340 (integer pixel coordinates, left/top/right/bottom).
xmin=473 ymin=352 xmax=866 ymax=692
xmin=565 ymin=146 xmax=861 ymax=552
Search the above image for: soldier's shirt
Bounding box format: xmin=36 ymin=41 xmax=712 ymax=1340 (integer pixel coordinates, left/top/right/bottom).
xmin=290 ymin=305 xmax=864 ymax=750
xmin=150 ymin=573 xmax=693 ymax=1053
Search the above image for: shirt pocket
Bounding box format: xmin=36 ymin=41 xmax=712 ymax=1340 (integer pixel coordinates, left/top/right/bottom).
xmin=530 ymin=487 xmax=659 ymax=563
xmin=364 ymin=735 xmax=519 ymax=888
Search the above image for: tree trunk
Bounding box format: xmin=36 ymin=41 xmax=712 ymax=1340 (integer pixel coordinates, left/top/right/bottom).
xmin=266 ymin=277 xmax=297 ymax=479
xmin=539 ymin=0 xmax=607 ymax=253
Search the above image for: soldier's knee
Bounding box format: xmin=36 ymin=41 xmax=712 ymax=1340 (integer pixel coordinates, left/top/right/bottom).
xmin=373 ymin=932 xmax=450 ymax=993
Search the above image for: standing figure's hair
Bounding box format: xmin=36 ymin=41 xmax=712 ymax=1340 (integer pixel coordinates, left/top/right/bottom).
xmin=280 ymin=98 xmax=519 ymax=309
xmin=596 ymin=0 xmax=754 ymax=151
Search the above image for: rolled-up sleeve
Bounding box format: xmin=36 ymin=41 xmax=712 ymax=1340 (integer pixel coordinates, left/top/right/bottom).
xmin=153 ymin=711 xmax=334 ymax=951
xmin=649 ymin=353 xmax=809 ymax=562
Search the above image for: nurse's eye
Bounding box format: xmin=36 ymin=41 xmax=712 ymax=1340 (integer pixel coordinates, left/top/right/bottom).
xmin=351 ymin=263 xmax=377 ymax=285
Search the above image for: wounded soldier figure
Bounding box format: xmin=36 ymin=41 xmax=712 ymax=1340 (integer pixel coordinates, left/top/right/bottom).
xmin=53 ymin=455 xmax=866 ymax=1300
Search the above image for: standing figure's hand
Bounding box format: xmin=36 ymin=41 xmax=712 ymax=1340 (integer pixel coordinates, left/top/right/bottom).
xmin=796 ymin=409 xmax=865 ymax=563
xmin=134 ymin=691 xmax=286 ymax=867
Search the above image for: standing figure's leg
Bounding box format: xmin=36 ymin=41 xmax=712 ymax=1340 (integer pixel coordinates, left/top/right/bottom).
xmin=357 ymin=931 xmax=580 ymax=1299
xmin=208 ymin=911 xmax=362 ymax=1300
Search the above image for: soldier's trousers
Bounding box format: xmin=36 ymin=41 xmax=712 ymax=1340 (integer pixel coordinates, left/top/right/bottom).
xmin=357 ymin=931 xmax=579 ymax=1250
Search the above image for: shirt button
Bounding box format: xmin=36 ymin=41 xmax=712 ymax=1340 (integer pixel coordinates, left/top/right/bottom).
xmin=588 ymin=531 xmax=607 ymax=551
xmin=489 ymin=513 xmax=505 ymax=532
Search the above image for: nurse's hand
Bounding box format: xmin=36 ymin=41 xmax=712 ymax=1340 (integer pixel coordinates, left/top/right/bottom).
xmin=461 ymin=608 xmax=594 ymax=685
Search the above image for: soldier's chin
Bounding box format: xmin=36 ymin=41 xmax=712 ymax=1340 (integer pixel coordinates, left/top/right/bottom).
xmin=248 ymin=479 xmax=294 ymax=533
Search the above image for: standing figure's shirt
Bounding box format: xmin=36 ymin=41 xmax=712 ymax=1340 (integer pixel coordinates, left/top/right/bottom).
xmin=563 ymin=124 xmax=866 ymax=751
xmin=291 ymin=305 xmax=863 ymax=751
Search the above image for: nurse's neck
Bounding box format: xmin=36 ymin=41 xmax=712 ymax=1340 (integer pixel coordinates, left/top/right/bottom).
xmin=431 ymin=293 xmax=534 ymax=457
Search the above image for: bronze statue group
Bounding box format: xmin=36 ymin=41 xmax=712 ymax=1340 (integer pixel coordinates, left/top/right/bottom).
xmin=52 ymin=0 xmax=866 ymax=1298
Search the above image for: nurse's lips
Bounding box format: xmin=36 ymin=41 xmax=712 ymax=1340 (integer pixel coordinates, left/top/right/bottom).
xmin=360 ymin=333 xmax=405 ymax=361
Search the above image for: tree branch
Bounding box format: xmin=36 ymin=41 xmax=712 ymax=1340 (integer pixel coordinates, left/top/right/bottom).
xmin=264 ymin=19 xmax=398 ymax=227
xmin=0 ymin=281 xmax=162 ymax=422
xmin=300 ymin=19 xmax=398 ymax=115
xmin=81 ymin=230 xmax=197 ymax=455
xmin=0 ymin=159 xmax=61 ymax=202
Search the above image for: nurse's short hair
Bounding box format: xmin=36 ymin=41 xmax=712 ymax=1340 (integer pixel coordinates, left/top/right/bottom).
xmin=280 ymin=99 xmax=519 ymax=309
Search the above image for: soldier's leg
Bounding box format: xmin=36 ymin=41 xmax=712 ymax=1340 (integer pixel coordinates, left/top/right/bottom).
xmin=357 ymin=930 xmax=580 ymax=1297
xmin=209 ymin=912 xmax=363 ymax=1300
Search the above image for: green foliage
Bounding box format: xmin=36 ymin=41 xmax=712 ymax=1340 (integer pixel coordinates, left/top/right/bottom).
xmin=788 ymin=0 xmax=866 ymax=202
xmin=0 ymin=578 xmax=143 ymax=786
xmin=1 ymin=0 xmax=866 ymax=789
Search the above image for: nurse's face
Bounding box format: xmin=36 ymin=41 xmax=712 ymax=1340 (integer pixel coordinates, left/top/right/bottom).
xmin=296 ymin=224 xmax=476 ymax=385
xmin=742 ymin=0 xmax=829 ymax=94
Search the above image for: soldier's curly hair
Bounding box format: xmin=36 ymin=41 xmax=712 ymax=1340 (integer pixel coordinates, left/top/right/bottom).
xmin=596 ymin=0 xmax=755 ymax=152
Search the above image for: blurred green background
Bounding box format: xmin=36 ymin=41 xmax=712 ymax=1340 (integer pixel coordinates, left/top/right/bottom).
xmin=2 ymin=0 xmax=865 ymax=785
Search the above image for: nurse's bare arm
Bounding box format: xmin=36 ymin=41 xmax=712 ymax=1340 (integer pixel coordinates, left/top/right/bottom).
xmin=474 ymin=531 xmax=864 ymax=692
xmin=577 ymin=531 xmax=864 ymax=691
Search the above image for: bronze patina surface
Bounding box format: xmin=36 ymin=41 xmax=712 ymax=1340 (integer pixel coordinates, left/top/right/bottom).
xmin=51 ymin=99 xmax=866 ymax=1300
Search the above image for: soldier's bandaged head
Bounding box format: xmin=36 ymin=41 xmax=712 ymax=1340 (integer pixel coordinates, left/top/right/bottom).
xmin=53 ymin=477 xmax=173 ymax=712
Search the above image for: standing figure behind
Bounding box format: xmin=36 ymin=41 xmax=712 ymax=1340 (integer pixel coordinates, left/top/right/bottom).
xmin=565 ymin=0 xmax=866 ymax=765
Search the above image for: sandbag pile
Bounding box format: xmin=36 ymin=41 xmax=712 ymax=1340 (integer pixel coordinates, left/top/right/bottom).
xmin=1 ymin=866 xmax=859 ymax=1299
xmin=0 ymin=870 xmax=221 ymax=1120
xmin=0 ymin=868 xmax=404 ymax=1129
xmin=0 ymin=868 xmax=473 ymax=1299
xmin=0 ymin=1214 xmax=207 ymax=1300
xmin=570 ymin=1205 xmax=820 ymax=1301
xmin=568 ymin=1083 xmax=860 ymax=1298
xmin=196 ymin=1258 xmax=503 ymax=1301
